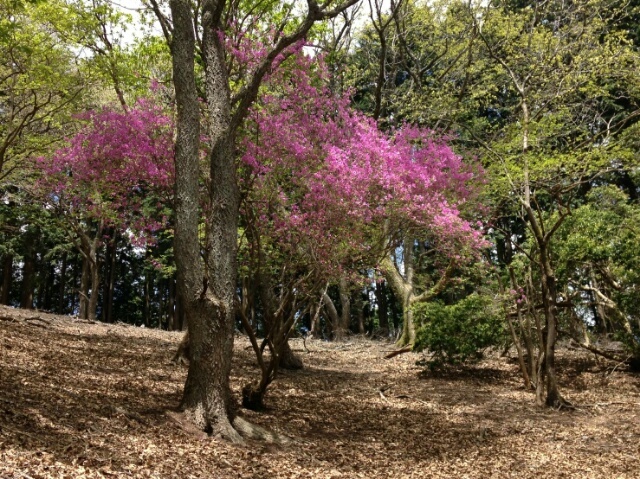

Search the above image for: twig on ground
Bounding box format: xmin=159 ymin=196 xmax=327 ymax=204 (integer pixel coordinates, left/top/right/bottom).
xmin=384 ymin=346 xmax=412 ymax=359
xmin=608 ymin=355 xmax=632 ymax=376
xmin=378 ymin=384 xmax=393 ymax=403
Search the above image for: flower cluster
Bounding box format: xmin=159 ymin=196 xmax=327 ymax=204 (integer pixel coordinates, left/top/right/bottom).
xmin=36 ymin=99 xmax=175 ymax=244
xmin=240 ymin=53 xmax=485 ymax=279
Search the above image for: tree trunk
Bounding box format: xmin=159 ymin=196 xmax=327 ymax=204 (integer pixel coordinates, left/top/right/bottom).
xmin=278 ymin=340 xmax=303 ymax=370
xmin=397 ymin=293 xmax=415 ymax=346
xmin=102 ymin=234 xmax=116 ymax=323
xmin=355 ymin=290 xmax=365 ymax=335
xmin=88 ymin=242 xmax=100 ymax=321
xmin=20 ymin=242 xmax=36 ymax=309
xmin=43 ymin=263 xmax=55 ymax=311
xmin=539 ymin=244 xmax=566 ymax=408
xmin=380 ymin=239 xmax=418 ymax=347
xmin=167 ymin=277 xmax=176 ymax=330
xmin=323 ymin=292 xmax=340 ymax=339
xmin=336 ymin=277 xmax=350 ymax=340
xmin=169 ymin=0 xmax=240 ymax=440
xmin=144 ymin=266 xmax=151 ymax=327
xmin=79 ymin=256 xmax=90 ymax=319
xmin=375 ymin=280 xmax=389 ymax=337
xmin=57 ymin=253 xmax=67 ymax=314
xmin=35 ymin=263 xmax=47 ymax=309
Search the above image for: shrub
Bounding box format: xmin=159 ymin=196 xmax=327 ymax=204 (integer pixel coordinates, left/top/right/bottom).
xmin=413 ymin=293 xmax=505 ymax=367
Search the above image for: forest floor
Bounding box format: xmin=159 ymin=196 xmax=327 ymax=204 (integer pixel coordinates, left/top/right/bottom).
xmin=1 ymin=305 xmax=639 ymax=479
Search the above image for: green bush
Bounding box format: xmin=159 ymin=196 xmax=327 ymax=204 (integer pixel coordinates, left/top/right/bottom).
xmin=413 ymin=294 xmax=505 ymax=367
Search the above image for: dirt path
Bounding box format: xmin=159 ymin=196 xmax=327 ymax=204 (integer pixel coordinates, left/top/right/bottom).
xmin=1 ymin=305 xmax=639 ymax=478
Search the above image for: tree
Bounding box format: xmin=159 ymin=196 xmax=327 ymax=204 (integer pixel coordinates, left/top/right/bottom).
xmin=472 ymin=0 xmax=640 ymax=407
xmin=0 ymin=0 xmax=84 ymax=182
xmin=36 ymin=101 xmax=174 ymax=319
xmin=158 ymin=0 xmax=361 ymax=440
xmin=235 ymin=50 xmax=486 ymax=405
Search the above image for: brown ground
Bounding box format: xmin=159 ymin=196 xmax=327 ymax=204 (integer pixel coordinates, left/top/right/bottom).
xmin=1 ymin=304 xmax=639 ymax=479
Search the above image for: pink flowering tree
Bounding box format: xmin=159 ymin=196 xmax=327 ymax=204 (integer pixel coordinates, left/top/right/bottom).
xmin=236 ymin=53 xmax=485 ymax=407
xmin=35 ymin=100 xmax=174 ymax=320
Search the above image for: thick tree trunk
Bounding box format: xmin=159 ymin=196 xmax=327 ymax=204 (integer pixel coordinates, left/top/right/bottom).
xmin=381 ymin=242 xmax=416 ymax=347
xmin=397 ymin=293 xmax=415 ymax=347
xmin=279 ymin=340 xmax=303 ymax=370
xmin=169 ymin=0 xmax=240 ymax=440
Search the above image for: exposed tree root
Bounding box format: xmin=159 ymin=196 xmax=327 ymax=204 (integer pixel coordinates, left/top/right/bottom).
xmin=546 ymin=396 xmax=575 ymax=411
xmin=232 ymin=416 xmax=291 ymax=444
xmin=167 ymin=409 xmax=291 ymax=445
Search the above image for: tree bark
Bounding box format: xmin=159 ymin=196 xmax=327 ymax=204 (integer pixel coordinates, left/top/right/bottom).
xmin=279 ymin=340 xmax=303 ymax=370
xmin=168 ymin=0 xmax=240 ymax=440
xmin=165 ymin=0 xmax=361 ymax=439
xmin=380 ymin=240 xmax=415 ymax=346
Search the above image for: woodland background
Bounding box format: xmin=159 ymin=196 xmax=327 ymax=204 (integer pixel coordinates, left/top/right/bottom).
xmin=1 ymin=0 xmax=640 ymax=472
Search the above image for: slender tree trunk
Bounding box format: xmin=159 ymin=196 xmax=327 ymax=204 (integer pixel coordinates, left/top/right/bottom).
xmin=507 ymin=267 xmax=535 ymax=388
xmin=36 ymin=264 xmax=47 ymax=309
xmin=20 ymin=242 xmax=36 ymax=309
xmin=79 ymin=256 xmax=90 ymax=319
xmin=336 ymin=277 xmax=350 ymax=340
xmin=102 ymin=233 xmax=116 ymax=323
xmin=310 ymin=285 xmax=327 ymax=337
xmin=144 ymin=266 xmax=151 ymax=327
xmin=168 ymin=277 xmax=176 ymax=330
xmin=375 ymin=280 xmax=389 ymax=337
xmin=323 ymin=292 xmax=340 ymax=339
xmin=57 ymin=253 xmax=67 ymax=313
xmin=88 ymin=242 xmax=100 ymax=321
xmin=71 ymin=254 xmax=80 ymax=314
xmin=539 ymin=244 xmax=565 ymax=407
xmin=355 ymin=290 xmax=365 ymax=335
xmin=1 ymin=254 xmax=12 ymax=305
xmin=43 ymin=263 xmax=55 ymax=311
